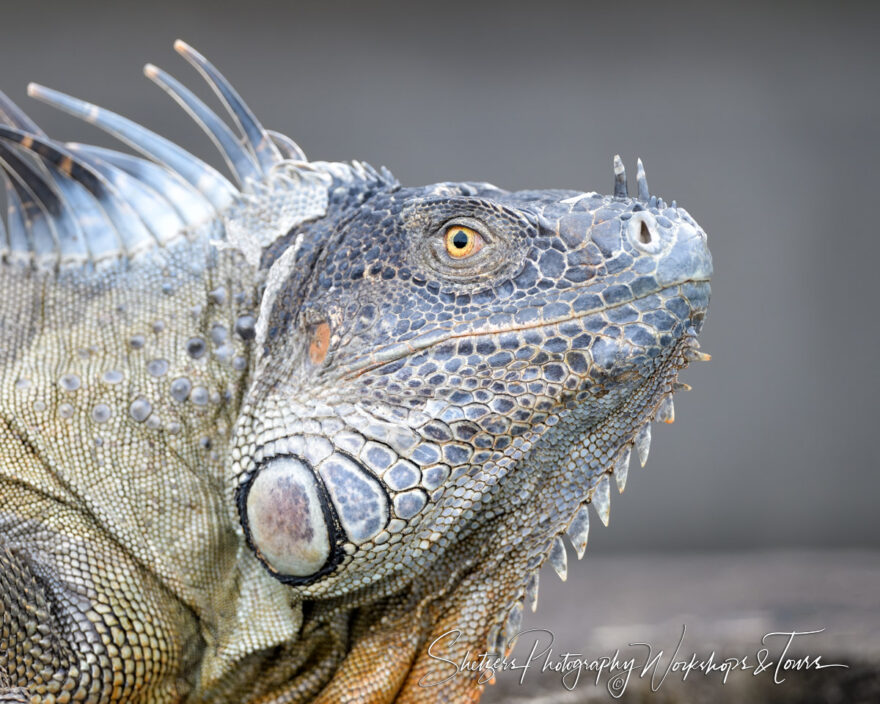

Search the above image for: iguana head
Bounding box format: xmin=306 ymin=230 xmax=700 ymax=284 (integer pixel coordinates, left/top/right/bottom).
xmin=234 ymin=156 xmax=712 ymax=613
xmin=0 ymin=40 xmax=714 ymax=694
xmin=0 ymin=43 xmax=710 ymax=609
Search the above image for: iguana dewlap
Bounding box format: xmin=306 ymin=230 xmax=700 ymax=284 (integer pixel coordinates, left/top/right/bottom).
xmin=0 ymin=42 xmax=712 ymax=703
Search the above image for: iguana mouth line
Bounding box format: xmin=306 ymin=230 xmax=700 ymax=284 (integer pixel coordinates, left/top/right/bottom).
xmin=342 ymin=278 xmax=710 ymax=381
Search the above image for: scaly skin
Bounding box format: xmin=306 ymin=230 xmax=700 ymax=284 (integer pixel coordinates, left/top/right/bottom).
xmin=0 ymin=45 xmax=712 ymax=703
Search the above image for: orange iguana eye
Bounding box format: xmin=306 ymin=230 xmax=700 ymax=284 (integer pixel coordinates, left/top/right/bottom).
xmin=444 ymin=225 xmax=484 ymax=259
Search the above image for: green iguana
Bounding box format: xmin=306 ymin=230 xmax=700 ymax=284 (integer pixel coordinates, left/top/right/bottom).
xmin=0 ymin=42 xmax=712 ymax=703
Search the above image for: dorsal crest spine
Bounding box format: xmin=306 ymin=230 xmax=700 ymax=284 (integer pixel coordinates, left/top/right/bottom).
xmin=0 ymin=40 xmax=396 ymax=272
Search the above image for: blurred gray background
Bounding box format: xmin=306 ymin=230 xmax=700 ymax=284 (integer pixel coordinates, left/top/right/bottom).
xmin=0 ymin=1 xmax=868 ymax=550
xmin=2 ymin=0 xmax=869 ymax=553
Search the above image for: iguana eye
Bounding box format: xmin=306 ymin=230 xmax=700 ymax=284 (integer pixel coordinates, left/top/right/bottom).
xmin=415 ymin=207 xmax=519 ymax=282
xmin=444 ymin=225 xmax=484 ymax=259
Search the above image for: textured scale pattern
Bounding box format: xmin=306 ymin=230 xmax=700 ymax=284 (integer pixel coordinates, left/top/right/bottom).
xmin=0 ymin=43 xmax=712 ymax=703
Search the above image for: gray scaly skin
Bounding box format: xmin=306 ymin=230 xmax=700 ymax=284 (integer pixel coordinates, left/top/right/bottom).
xmin=0 ymin=42 xmax=712 ymax=703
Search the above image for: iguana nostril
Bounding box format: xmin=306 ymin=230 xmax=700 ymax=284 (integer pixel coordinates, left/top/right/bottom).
xmin=627 ymin=212 xmax=662 ymax=253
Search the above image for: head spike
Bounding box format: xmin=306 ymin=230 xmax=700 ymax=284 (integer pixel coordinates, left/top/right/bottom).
xmin=503 ymin=601 xmax=524 ymax=650
xmin=566 ymin=504 xmax=590 ymax=559
xmin=613 ymin=154 xmax=627 ymax=198
xmin=42 ymin=170 xmax=123 ymax=262
xmin=0 ymin=199 xmax=7 ymax=255
xmin=685 ymin=348 xmax=712 ymax=362
xmin=173 ymin=40 xmax=282 ymax=172
xmin=0 ymin=92 xmax=69 ymax=258
xmin=4 ymin=179 xmax=32 ymax=262
xmin=267 ymin=129 xmax=307 ymax=162
xmin=0 ymin=142 xmax=61 ymax=216
xmin=591 ymin=474 xmax=611 ymax=526
xmin=0 ymin=150 xmax=59 ymax=267
xmin=71 ymin=146 xmax=186 ymax=245
xmin=27 ymin=83 xmax=236 ymax=211
xmin=636 ymin=157 xmax=650 ymax=201
xmin=0 ymin=90 xmax=44 ymax=135
xmin=614 ymin=446 xmax=631 ymax=493
xmin=0 ymin=126 xmax=157 ymax=256
xmin=69 ymin=144 xmax=215 ymax=227
xmin=656 ymin=396 xmax=675 ymax=424
xmin=635 ymin=423 xmax=652 ymax=467
xmin=548 ymin=536 xmax=568 ymax=581
xmin=0 ymin=142 xmax=91 ymax=265
xmin=525 ymin=572 xmax=540 ymax=613
xmin=144 ymin=63 xmax=261 ymax=188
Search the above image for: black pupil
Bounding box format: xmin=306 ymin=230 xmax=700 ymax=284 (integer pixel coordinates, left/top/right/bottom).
xmin=451 ymin=230 xmax=469 ymax=249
